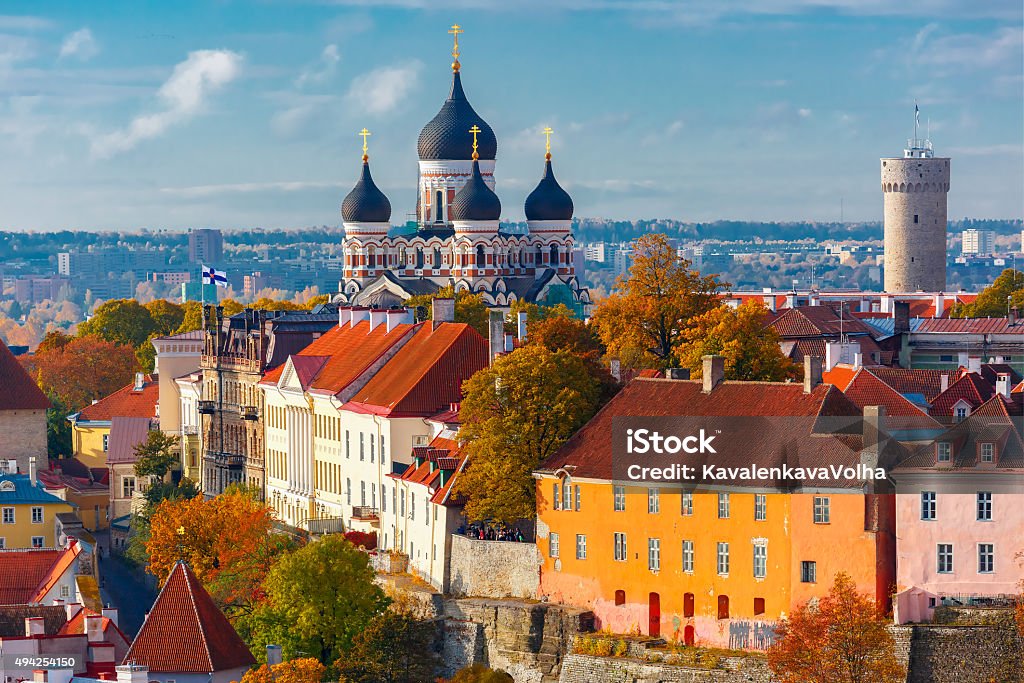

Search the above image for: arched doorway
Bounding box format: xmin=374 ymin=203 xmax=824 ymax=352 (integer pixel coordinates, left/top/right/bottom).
xmin=648 ymin=592 xmax=660 ymax=637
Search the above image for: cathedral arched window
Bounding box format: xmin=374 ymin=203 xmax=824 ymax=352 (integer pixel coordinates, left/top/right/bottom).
xmin=550 ymin=244 xmax=560 ymax=265
xmin=399 ymin=246 xmax=407 ymax=266
xmin=415 ymin=248 xmax=424 ymax=270
xmin=535 ymin=245 xmax=544 ymax=265
xmin=367 ymin=246 xmax=376 ymax=269
xmin=435 ymin=190 xmax=444 ymax=223
xmin=475 ymin=245 xmax=486 ymax=268
xmin=433 ymin=247 xmax=442 ymax=268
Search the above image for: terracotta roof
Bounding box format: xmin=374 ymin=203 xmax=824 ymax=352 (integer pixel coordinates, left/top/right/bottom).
xmin=31 ymin=541 xmax=82 ymax=601
xmin=0 ymin=547 xmax=77 ymax=604
xmin=0 ymin=604 xmax=67 ymax=636
xmin=344 ymin=323 xmax=488 ymax=417
xmin=769 ymin=306 xmax=879 ymax=339
xmin=76 ymin=375 xmax=158 ymax=422
xmin=840 ymin=368 xmax=939 ymax=421
xmin=896 ymin=396 xmax=1024 ymax=470
xmin=106 ymin=417 xmax=153 ymax=465
xmin=867 ymin=368 xmax=950 ymax=403
xmin=59 ymin=605 xmax=130 ymax=646
xmin=930 ymin=372 xmax=995 ymax=419
xmin=538 ymin=378 xmax=870 ymax=482
xmin=980 ymin=363 xmax=1022 ymax=388
xmin=391 ymin=435 xmax=468 ymax=506
xmin=822 ymin=365 xmax=858 ymax=391
xmin=0 ymin=338 xmax=50 ymax=411
xmin=124 ymin=561 xmax=255 ymax=673
xmin=914 ymin=318 xmax=1024 ymax=334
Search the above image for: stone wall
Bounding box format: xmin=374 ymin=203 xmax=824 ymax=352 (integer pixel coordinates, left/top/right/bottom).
xmin=441 ymin=598 xmax=593 ymax=682
xmin=0 ymin=409 xmax=47 ymax=477
xmin=448 ymin=534 xmax=541 ymax=599
xmin=557 ymin=654 xmax=773 ymax=683
xmin=894 ymin=612 xmax=1024 ymax=683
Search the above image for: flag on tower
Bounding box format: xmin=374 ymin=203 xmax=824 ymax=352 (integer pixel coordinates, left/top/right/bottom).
xmin=915 ymin=103 xmax=920 ymax=127
xmin=202 ymin=265 xmax=228 ymax=288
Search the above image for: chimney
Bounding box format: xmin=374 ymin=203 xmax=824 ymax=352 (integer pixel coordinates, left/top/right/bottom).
xmin=33 ymin=670 xmax=47 ymax=683
xmin=940 ymin=374 xmax=949 ymax=393
xmin=101 ymin=607 xmax=119 ymax=629
xmin=29 ymin=456 xmax=36 ymax=483
xmin=368 ymin=309 xmax=388 ymax=331
xmin=25 ymin=616 xmax=45 ymax=636
xmin=968 ymin=356 xmax=982 ymax=374
xmin=85 ymin=613 xmax=104 ymax=642
xmin=432 ymin=297 xmax=455 ymax=324
xmin=517 ymin=311 xmax=528 ymax=341
xmin=666 ymin=368 xmax=690 ymax=380
xmin=702 ymin=355 xmax=725 ymax=393
xmin=996 ymin=373 xmax=1011 ymax=398
xmin=609 ymin=359 xmax=621 ymax=383
xmin=267 ymin=645 xmax=283 ymax=667
xmin=116 ymin=664 xmax=149 ymax=683
xmin=853 ymin=352 xmax=863 ymax=369
xmin=892 ymin=301 xmax=910 ymax=334
xmin=763 ymin=294 xmax=776 ymax=313
xmin=349 ymin=307 xmax=370 ymax=328
xmin=933 ymin=293 xmax=946 ymax=317
xmin=1009 ymin=307 xmax=1018 ymax=326
xmin=488 ymin=310 xmax=504 ymax=364
xmin=133 ymin=373 xmax=145 ymax=391
xmin=338 ymin=306 xmax=352 ymax=328
xmin=65 ymin=602 xmax=83 ymax=621
xmin=861 ymin=405 xmax=886 ymax=470
xmin=385 ymin=308 xmax=413 ymax=333
xmin=804 ymin=356 xmax=823 ymax=394
xmin=504 ymin=334 xmax=514 ymax=353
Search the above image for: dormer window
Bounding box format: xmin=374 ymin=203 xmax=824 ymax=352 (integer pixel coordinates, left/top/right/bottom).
xmin=979 ymin=443 xmax=995 ymax=463
xmin=936 ymin=442 xmax=952 ymax=463
xmin=954 ymin=405 xmax=969 ymax=422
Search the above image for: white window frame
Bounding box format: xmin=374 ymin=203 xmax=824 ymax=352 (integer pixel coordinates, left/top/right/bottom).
xmin=921 ymin=491 xmax=936 ymax=521
xmin=936 ymin=442 xmax=952 ymax=462
xmin=576 ymin=534 xmax=587 ymax=560
xmin=31 ymin=506 xmax=43 ymax=524
xmin=753 ymin=542 xmax=767 ymax=579
xmin=613 ymin=532 xmax=627 ymax=562
xmin=647 ymin=487 xmax=660 ymax=514
xmin=977 ymin=491 xmax=992 ymax=521
xmin=754 ymin=494 xmax=766 ymax=521
xmin=977 ymin=543 xmax=994 ymax=574
xmin=979 ymin=443 xmax=994 ymax=463
xmin=648 ymin=538 xmax=661 ymax=572
xmin=31 ymin=536 xmax=44 ymax=548
xmin=718 ymin=492 xmax=730 ymax=519
xmin=549 ymin=532 xmax=560 ymax=558
xmin=682 ymin=539 xmax=694 ymax=573
xmin=3 ymin=507 xmax=16 ymax=524
xmin=937 ymin=543 xmax=954 ymax=574
xmin=813 ymin=496 xmax=830 ymax=524
xmin=716 ymin=542 xmax=730 ymax=576
xmin=681 ymin=492 xmax=693 ymax=516
xmin=613 ymin=485 xmax=625 ymax=512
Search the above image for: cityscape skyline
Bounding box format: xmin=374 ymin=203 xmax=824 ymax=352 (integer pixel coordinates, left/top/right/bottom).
xmin=0 ymin=1 xmax=1021 ymax=231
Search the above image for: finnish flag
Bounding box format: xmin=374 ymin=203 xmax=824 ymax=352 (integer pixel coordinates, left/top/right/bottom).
xmin=202 ymin=265 xmax=228 ymax=288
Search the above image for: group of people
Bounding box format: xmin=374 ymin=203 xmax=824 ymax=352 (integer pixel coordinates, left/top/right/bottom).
xmin=459 ymin=522 xmax=527 ymax=543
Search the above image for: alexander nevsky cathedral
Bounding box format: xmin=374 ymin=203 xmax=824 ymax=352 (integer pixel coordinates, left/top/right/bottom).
xmin=336 ymin=26 xmax=590 ymax=313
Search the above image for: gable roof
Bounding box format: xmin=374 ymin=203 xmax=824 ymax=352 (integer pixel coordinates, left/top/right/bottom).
xmin=59 ymin=605 xmax=130 ymax=646
xmin=896 ymin=395 xmax=1024 ymax=470
xmin=124 ymin=561 xmax=255 ymax=673
xmin=930 ymin=372 xmax=994 ymax=419
xmin=0 ymin=474 xmax=76 ymax=506
xmin=0 ymin=604 xmax=67 ymax=636
xmin=76 ymin=375 xmax=159 ymax=422
xmin=0 ymin=339 xmax=50 ymax=411
xmin=0 ymin=545 xmax=78 ymax=605
xmin=106 ymin=417 xmax=153 ymax=465
xmin=867 ymin=367 xmax=950 ymax=403
xmin=840 ymin=368 xmax=939 ymax=421
xmin=391 ymin=434 xmax=468 ymax=506
xmin=31 ymin=541 xmax=83 ymax=601
xmin=343 ymin=323 xmax=489 ymax=417
xmin=769 ymin=305 xmax=880 ymax=339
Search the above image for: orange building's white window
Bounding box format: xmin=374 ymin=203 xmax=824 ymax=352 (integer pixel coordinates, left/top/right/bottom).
xmin=614 ymin=532 xmax=627 ymax=561
xmin=682 ymin=540 xmax=694 ymax=573
xmin=754 ymin=494 xmax=766 ymax=521
xmin=613 ymin=486 xmax=625 ymax=512
xmin=717 ymin=542 xmax=730 ymax=576
xmin=576 ymin=534 xmax=587 ymax=560
xmin=648 ymin=488 xmax=660 ymax=514
xmin=681 ymin=492 xmax=693 ymax=516
xmin=717 ymin=493 xmax=730 ymax=519
xmin=648 ymin=538 xmax=661 ymax=572
xmin=813 ymin=496 xmax=830 ymax=524
xmin=549 ymin=532 xmax=560 ymax=558
xmin=552 ymin=483 xmax=560 ymax=511
xmin=753 ymin=542 xmax=767 ymax=579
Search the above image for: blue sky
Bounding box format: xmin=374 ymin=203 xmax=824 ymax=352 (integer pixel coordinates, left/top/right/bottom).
xmin=0 ymin=0 xmax=1021 ymax=231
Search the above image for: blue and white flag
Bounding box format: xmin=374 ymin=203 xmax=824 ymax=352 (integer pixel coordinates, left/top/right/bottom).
xmin=202 ymin=265 xmax=228 ymax=288
xmin=915 ymin=103 xmax=920 ymax=127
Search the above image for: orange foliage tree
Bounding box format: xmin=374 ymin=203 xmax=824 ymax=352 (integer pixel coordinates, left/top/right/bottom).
xmin=237 ymin=658 xmax=324 ymax=683
xmin=768 ymin=572 xmax=905 ymax=683
xmin=25 ymin=332 xmax=138 ymax=411
xmin=146 ymin=490 xmax=290 ymax=615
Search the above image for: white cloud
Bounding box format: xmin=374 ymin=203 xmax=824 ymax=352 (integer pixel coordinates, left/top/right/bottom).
xmin=0 ymin=16 xmax=53 ymax=30
xmin=59 ymin=28 xmax=99 ymax=61
xmin=911 ymin=26 xmax=1022 ymax=71
xmin=797 ymin=108 xmax=811 ymax=118
xmin=346 ymin=60 xmax=421 ymax=115
xmin=296 ymin=44 xmax=340 ymax=87
xmin=91 ymin=49 xmax=243 ymax=159
xmin=0 ymin=33 xmax=36 ymax=67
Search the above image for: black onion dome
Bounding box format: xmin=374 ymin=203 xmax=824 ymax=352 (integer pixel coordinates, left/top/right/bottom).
xmin=341 ymin=160 xmax=391 ymax=223
xmin=449 ymin=160 xmax=501 ymax=221
xmin=417 ymin=72 xmax=497 ymax=161
xmin=524 ymin=159 xmax=573 ymax=221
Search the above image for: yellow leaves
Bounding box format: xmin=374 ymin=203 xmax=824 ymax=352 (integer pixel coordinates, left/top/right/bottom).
xmin=239 ymin=658 xmax=325 ymax=683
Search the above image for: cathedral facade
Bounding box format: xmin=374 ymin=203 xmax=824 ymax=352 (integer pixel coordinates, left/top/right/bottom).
xmin=336 ymin=29 xmax=590 ymax=313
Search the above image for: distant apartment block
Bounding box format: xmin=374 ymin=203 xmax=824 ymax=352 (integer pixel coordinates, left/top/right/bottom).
xmin=962 ymin=229 xmax=995 ymax=257
xmin=188 ymin=228 xmax=224 ymax=264
xmin=584 ymin=242 xmax=608 ymax=263
xmin=614 ymin=248 xmax=634 ymax=277
xmin=149 ymin=271 xmax=192 ymax=285
xmin=243 ymin=272 xmax=283 ymax=299
xmin=13 ymin=276 xmax=68 ymax=303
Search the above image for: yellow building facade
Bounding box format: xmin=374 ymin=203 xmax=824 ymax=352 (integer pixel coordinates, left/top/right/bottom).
xmin=0 ymin=474 xmax=75 ymax=549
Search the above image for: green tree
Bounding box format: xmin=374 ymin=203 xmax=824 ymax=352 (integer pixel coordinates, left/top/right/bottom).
xmin=405 ymin=285 xmax=489 ymax=337
xmin=950 ymin=268 xmax=1024 ymax=318
xmin=246 ymin=534 xmax=388 ymax=666
xmin=46 ymin=394 xmax=73 ymax=459
xmin=454 ymin=346 xmax=602 ymax=523
xmin=144 ymin=299 xmax=185 ymax=335
xmin=133 ymin=430 xmax=180 ymax=479
xmin=591 ymin=233 xmax=724 ymax=369
xmin=337 ymin=609 xmax=439 ymax=683
xmin=77 ymin=298 xmax=157 ymax=347
xmin=677 ymin=300 xmax=799 ymax=382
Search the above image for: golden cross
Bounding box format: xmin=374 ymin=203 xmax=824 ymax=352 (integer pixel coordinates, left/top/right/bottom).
xmin=469 ymin=124 xmax=481 ymax=160
xmin=448 ymin=24 xmax=463 ymax=61
xmin=543 ymin=126 xmax=553 ymax=157
xmin=358 ymin=128 xmax=371 ymax=158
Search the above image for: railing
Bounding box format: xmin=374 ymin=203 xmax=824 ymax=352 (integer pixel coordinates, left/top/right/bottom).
xmin=351 ymin=506 xmax=380 ymax=522
xmin=181 ymin=425 xmax=198 ymax=435
xmin=304 ymin=517 xmax=346 ymax=535
xmin=203 ymin=451 xmax=246 ymax=467
xmin=239 ymin=405 xmax=259 ymax=421
xmin=197 ymin=400 xmax=216 ymax=414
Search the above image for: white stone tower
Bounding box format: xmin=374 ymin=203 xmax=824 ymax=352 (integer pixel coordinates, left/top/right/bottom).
xmin=881 ymin=109 xmax=950 ymax=292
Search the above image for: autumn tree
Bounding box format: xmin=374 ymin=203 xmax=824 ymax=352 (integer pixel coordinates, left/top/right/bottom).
xmin=28 ymin=334 xmax=138 ymax=411
xmin=244 ymin=534 xmax=388 ymax=666
xmin=239 ymin=658 xmax=325 ymax=683
xmin=405 ymin=285 xmax=489 ymax=337
xmin=336 ymin=609 xmax=440 ymax=683
xmin=146 ymin=491 xmax=286 ymax=614
xmin=950 ymin=268 xmax=1024 ymax=318
xmin=77 ymin=298 xmax=157 ymax=347
xmin=133 ymin=430 xmax=180 ymax=480
xmin=677 ymin=300 xmax=799 ymax=382
xmin=175 ymin=301 xmax=204 ymax=334
xmin=445 ymin=665 xmax=514 ymax=683
xmin=304 ymin=294 xmax=331 ymax=309
xmin=590 ymin=234 xmax=723 ymax=369
xmin=768 ymin=572 xmax=905 ymax=683
xmin=221 ymin=299 xmax=245 ymax=316
xmin=455 ymin=345 xmax=601 ymax=523
xmin=144 ymin=299 xmax=186 ymax=336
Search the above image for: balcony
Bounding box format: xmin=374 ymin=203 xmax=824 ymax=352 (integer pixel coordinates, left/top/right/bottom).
xmin=304 ymin=517 xmax=346 ymax=535
xmin=351 ymin=506 xmax=380 ymax=522
xmin=181 ymin=425 xmax=198 ymax=436
xmin=197 ymin=400 xmax=216 ymax=415
xmin=203 ymin=451 xmax=246 ymax=468
xmin=239 ymin=405 xmax=259 ymax=421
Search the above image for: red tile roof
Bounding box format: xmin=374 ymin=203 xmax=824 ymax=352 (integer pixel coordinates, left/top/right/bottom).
xmin=769 ymin=305 xmax=879 ymax=339
xmin=538 ymin=378 xmax=866 ymax=481
xmin=897 ymin=395 xmax=1024 ymax=470
xmin=59 ymin=604 xmax=130 ymax=647
xmin=0 ymin=546 xmax=77 ymax=605
xmin=915 ymin=318 xmax=1024 ymax=334
xmin=76 ymin=375 xmax=159 ymax=422
xmin=867 ymin=368 xmax=950 ymax=403
xmin=0 ymin=339 xmax=50 ymax=411
xmin=391 ymin=434 xmax=468 ymax=505
xmin=31 ymin=540 xmax=82 ymax=601
xmin=840 ymin=368 xmax=938 ymax=420
xmin=344 ymin=323 xmax=489 ymax=417
xmin=930 ymin=372 xmax=995 ymax=419
xmin=124 ymin=561 xmax=255 ymax=673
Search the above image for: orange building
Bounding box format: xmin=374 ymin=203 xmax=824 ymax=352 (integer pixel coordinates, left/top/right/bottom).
xmin=535 ymin=358 xmax=899 ymax=650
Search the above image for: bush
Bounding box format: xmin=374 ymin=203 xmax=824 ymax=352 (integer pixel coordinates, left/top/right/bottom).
xmin=344 ymin=530 xmax=377 ymax=550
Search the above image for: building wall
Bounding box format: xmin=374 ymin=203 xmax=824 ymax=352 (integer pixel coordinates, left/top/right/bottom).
xmin=109 ymin=463 xmax=139 ymax=520
xmin=0 ymin=500 xmax=74 ymax=548
xmin=0 ymin=410 xmax=47 ymax=477
xmin=881 ymin=156 xmax=950 ymax=293
xmin=153 ymin=340 xmax=201 ymax=434
xmin=72 ymin=423 xmax=110 ymax=471
xmin=448 ymin=533 xmax=539 ymax=598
